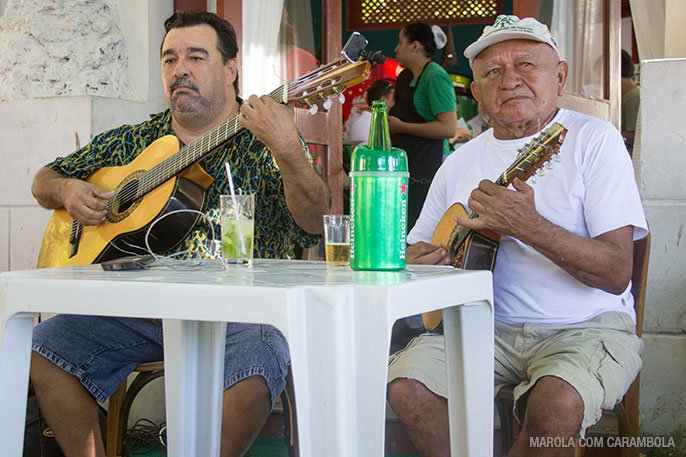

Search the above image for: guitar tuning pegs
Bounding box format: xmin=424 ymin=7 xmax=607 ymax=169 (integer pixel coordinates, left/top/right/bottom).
xmin=322 ymin=97 xmax=333 ymax=110
xmin=338 ymin=92 xmax=345 ymax=104
xmin=531 ymin=175 xmax=537 ymax=185
xmin=552 ymin=154 xmax=561 ymax=162
xmin=544 ymin=161 xmax=554 ymax=169
xmin=537 ymin=169 xmax=545 ymax=176
xmin=308 ymin=103 xmax=319 ymax=115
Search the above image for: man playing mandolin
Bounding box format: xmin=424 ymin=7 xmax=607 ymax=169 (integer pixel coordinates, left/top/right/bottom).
xmin=387 ymin=16 xmax=648 ymax=456
xmin=30 ymin=11 xmax=329 ymax=457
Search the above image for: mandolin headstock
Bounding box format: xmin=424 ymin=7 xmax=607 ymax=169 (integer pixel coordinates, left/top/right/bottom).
xmin=499 ymin=123 xmax=567 ymax=186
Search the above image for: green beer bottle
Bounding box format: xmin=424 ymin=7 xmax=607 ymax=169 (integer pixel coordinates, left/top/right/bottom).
xmin=349 ymin=100 xmax=409 ymax=271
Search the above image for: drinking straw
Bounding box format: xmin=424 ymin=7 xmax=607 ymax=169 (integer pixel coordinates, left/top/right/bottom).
xmin=224 ymin=162 xmax=240 ymax=220
xmin=224 ymin=162 xmax=247 ymax=256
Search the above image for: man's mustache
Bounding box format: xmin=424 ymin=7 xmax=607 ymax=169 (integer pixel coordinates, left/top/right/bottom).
xmin=169 ymin=77 xmax=199 ymax=93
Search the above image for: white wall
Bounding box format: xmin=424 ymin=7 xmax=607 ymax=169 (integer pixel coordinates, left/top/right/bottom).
xmin=0 ymin=0 xmax=131 ymax=101
xmin=0 ymin=97 xmax=93 ymax=270
xmin=636 ymin=57 xmax=686 ymax=450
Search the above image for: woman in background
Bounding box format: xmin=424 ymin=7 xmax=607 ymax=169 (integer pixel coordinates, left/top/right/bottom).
xmin=389 ymin=23 xmax=470 ymax=230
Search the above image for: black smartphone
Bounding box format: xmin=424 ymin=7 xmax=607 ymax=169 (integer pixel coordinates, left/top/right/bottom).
xmin=100 ymin=255 xmax=156 ymax=271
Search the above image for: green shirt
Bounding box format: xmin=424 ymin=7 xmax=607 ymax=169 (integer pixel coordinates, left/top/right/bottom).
xmin=410 ymin=62 xmax=457 ymax=155
xmin=47 ymin=110 xmax=320 ymax=259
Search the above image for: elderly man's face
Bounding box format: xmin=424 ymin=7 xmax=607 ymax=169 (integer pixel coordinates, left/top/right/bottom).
xmin=470 ymin=40 xmax=568 ymax=139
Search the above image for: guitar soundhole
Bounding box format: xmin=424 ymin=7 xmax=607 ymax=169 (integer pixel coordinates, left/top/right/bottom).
xmin=107 ymin=171 xmax=145 ymax=223
xmin=115 ymin=181 xmax=139 ymax=212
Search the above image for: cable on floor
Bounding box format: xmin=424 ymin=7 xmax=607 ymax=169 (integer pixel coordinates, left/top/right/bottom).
xmin=124 ymin=418 xmax=166 ymax=455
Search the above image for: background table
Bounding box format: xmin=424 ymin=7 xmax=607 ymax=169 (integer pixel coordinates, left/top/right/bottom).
xmin=0 ymin=259 xmax=493 ymax=457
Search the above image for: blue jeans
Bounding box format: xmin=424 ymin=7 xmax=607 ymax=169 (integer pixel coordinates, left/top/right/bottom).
xmin=32 ymin=315 xmax=289 ymax=408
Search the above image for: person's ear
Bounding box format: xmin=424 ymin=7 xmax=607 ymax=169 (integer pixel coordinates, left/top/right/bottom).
xmin=471 ymin=80 xmax=481 ymax=104
xmin=556 ymin=61 xmax=569 ymax=96
xmin=226 ymin=58 xmax=238 ymax=86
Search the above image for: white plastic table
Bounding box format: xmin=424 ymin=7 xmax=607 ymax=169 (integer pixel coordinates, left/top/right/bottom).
xmin=0 ymin=259 xmax=493 ymax=457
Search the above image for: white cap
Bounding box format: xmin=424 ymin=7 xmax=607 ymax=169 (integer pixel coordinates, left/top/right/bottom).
xmin=430 ymin=25 xmax=447 ymax=50
xmin=464 ymin=15 xmax=560 ymax=68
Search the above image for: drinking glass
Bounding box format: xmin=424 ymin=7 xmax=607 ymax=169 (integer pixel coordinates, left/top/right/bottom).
xmin=220 ymin=194 xmax=254 ymax=267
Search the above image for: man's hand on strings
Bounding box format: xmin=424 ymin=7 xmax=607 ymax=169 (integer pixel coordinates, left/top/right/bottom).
xmin=61 ymin=180 xmax=115 ymax=226
xmin=454 ymin=178 xmax=543 ymax=241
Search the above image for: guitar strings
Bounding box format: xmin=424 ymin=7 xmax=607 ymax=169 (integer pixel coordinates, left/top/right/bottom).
xmin=111 ymin=85 xmax=288 ymax=207
xmin=99 ymin=83 xmax=287 ymax=259
xmin=99 ymin=208 xmax=220 ymax=264
xmin=143 ymin=208 xmax=219 ymax=261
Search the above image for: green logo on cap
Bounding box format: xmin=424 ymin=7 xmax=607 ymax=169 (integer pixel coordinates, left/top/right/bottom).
xmin=493 ymin=15 xmax=518 ymax=29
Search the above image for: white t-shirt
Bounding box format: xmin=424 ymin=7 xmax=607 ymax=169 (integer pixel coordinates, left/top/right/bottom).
xmin=407 ymin=109 xmax=648 ymax=325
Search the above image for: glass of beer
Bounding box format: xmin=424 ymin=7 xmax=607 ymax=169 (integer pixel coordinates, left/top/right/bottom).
xmin=220 ymin=194 xmax=254 ymax=267
xmin=323 ymin=214 xmax=350 ymax=266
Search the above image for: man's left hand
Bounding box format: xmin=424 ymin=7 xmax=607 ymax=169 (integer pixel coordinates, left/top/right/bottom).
xmin=455 ymin=177 xmax=543 ymax=241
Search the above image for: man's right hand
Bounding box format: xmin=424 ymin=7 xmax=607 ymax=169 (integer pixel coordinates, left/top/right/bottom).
xmin=407 ymin=242 xmax=451 ymax=265
xmin=60 ymin=180 xmax=115 ymax=226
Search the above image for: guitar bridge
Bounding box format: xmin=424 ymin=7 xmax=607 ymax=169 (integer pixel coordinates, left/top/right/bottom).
xmin=68 ymin=220 xmax=83 ymax=259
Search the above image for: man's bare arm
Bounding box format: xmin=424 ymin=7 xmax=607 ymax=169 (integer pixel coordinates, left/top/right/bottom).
xmin=32 ymin=167 xmax=114 ymax=226
xmin=457 ymin=178 xmax=634 ymax=294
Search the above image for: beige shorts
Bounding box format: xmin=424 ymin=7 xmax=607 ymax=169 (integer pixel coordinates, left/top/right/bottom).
xmin=387 ymin=311 xmax=643 ymax=437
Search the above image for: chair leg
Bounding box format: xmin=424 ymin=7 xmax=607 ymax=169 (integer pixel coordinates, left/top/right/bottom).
xmin=495 ymin=401 xmax=513 ymax=457
xmin=281 ymin=368 xmax=299 ymax=457
xmin=495 ymin=387 xmax=516 ymax=457
xmin=107 ymin=381 xmax=127 ymax=457
xmin=622 ymin=374 xmax=641 ymax=457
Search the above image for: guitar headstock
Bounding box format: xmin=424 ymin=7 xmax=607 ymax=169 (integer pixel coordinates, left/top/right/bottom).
xmin=285 ymin=57 xmax=372 ymax=115
xmin=500 ymin=123 xmax=567 ymax=186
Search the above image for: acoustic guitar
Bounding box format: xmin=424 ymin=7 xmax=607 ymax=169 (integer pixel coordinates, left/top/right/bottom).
xmin=37 ymin=54 xmax=373 ymax=268
xmin=422 ymin=123 xmax=568 ymax=330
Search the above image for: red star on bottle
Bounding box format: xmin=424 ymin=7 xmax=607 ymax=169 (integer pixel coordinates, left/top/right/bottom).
xmin=400 ymin=183 xmax=407 ymax=194
xmin=351 ymin=184 xmax=357 ymax=194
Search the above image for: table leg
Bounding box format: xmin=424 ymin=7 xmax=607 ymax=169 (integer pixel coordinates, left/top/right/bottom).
xmin=444 ymin=301 xmax=494 ymax=457
xmin=0 ymin=313 xmax=36 ymax=457
xmin=287 ymin=288 xmax=391 ymax=457
xmin=162 ymin=320 xmax=227 ymax=457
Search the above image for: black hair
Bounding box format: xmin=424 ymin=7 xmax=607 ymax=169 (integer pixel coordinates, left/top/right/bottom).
xmin=367 ymin=79 xmax=394 ymax=106
xmin=402 ymin=23 xmax=437 ymax=58
xmin=621 ymin=49 xmax=634 ymax=79
xmin=162 ymin=10 xmax=240 ymax=94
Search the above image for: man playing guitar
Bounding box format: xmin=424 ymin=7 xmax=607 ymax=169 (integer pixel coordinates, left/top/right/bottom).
xmin=30 ymin=11 xmax=329 ymax=457
xmin=387 ymin=16 xmax=648 ymax=457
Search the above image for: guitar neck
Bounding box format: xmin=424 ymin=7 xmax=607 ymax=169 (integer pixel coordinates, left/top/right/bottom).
xmin=138 ymin=84 xmax=288 ymax=196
